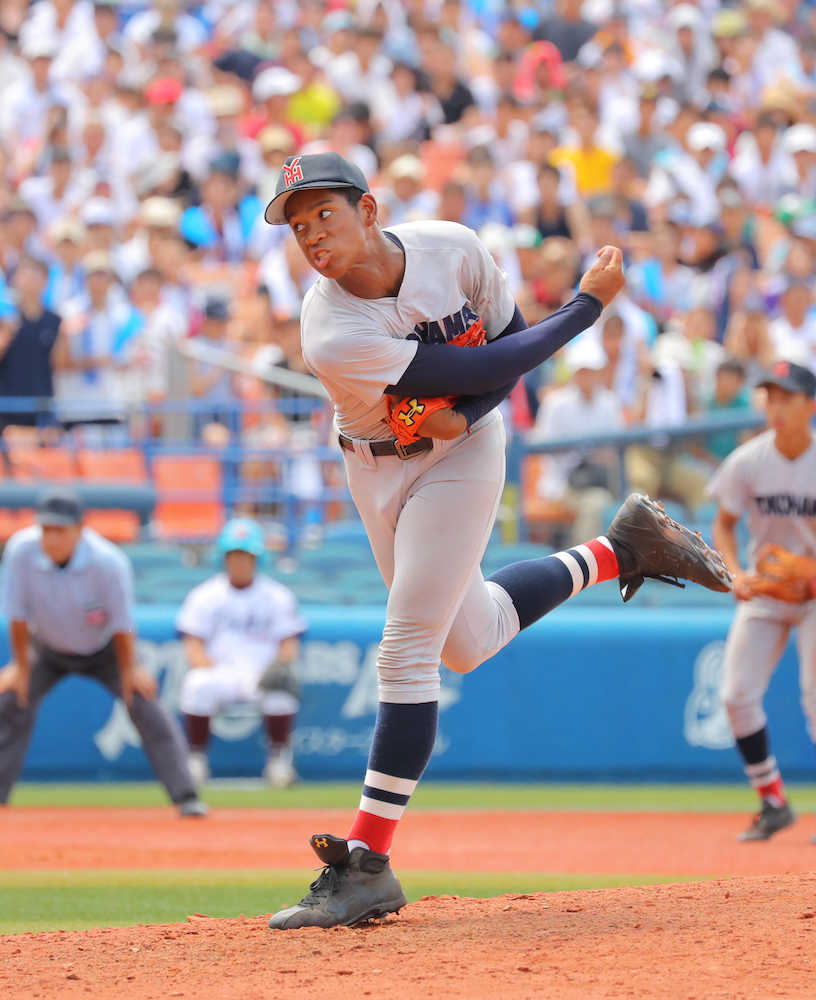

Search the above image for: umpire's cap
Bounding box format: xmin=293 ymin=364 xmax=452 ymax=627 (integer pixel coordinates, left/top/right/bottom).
xmin=264 ymin=152 xmax=369 ymax=225
xmin=216 ymin=517 xmax=267 ymax=561
xmin=36 ymin=487 xmax=83 ymax=526
xmin=756 ymin=360 xmax=816 ymax=398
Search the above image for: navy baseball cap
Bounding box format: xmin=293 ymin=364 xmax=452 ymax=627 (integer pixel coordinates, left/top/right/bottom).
xmin=757 ymin=360 xmax=816 ymax=397
xmin=36 ymin=488 xmax=83 ymax=526
xmin=264 ymin=152 xmax=369 ymax=225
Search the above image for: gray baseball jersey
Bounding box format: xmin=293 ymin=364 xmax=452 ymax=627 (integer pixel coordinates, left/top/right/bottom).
xmin=709 ymin=429 xmax=816 ymax=740
xmin=708 ymin=429 xmax=816 ymax=569
xmin=300 ymin=220 xmax=519 ymax=703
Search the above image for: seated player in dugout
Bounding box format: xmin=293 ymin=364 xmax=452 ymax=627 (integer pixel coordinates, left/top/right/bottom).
xmin=177 ymin=518 xmax=306 ymax=789
xmin=261 ymin=152 xmax=733 ymax=929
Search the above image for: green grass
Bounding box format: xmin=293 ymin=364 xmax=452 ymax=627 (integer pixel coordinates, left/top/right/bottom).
xmin=10 ymin=780 xmax=816 ymax=812
xmin=0 ymin=869 xmax=702 ymax=935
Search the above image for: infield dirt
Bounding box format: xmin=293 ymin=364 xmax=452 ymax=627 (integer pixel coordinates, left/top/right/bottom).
xmin=3 ymin=808 xmax=816 ymax=998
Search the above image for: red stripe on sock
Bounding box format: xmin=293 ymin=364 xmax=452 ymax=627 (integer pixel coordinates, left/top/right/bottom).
xmin=347 ymin=809 xmax=399 ymax=855
xmin=587 ymin=538 xmax=619 ymax=582
xmin=757 ymin=776 xmax=785 ymax=806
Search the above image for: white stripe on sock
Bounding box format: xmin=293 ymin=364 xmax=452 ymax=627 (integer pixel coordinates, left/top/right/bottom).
xmin=364 ymin=769 xmax=417 ymax=796
xmin=359 ymin=794 xmax=406 ymax=821
xmin=574 ymin=544 xmax=599 ymax=586
xmin=597 ymin=535 xmax=615 ymax=552
xmin=553 ymin=550 xmax=584 ymax=596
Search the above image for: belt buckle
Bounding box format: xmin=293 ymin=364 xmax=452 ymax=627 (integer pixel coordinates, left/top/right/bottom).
xmin=393 ymin=441 xmax=414 ymax=460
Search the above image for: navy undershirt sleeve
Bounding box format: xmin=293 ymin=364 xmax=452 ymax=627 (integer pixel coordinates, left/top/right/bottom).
xmin=386 ymin=293 xmax=603 ymax=398
xmin=451 ymin=305 xmax=528 ymax=428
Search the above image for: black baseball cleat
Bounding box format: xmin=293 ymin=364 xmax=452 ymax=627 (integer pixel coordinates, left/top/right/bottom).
xmin=606 ymin=493 xmax=732 ymax=603
xmin=268 ymin=834 xmax=407 ymax=929
xmin=738 ymin=800 xmax=795 ymax=841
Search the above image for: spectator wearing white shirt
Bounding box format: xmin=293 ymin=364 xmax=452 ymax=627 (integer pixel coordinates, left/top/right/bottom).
xmin=123 ymin=0 xmax=208 ymax=55
xmin=325 ymin=24 xmax=392 ymax=105
xmin=769 ymin=281 xmax=816 ymax=367
xmin=625 ymin=349 xmax=710 ymax=515
xmin=376 ymin=156 xmax=438 ymax=226
xmin=530 ymin=339 xmax=623 ymax=544
xmin=729 ymin=112 xmax=794 ymax=207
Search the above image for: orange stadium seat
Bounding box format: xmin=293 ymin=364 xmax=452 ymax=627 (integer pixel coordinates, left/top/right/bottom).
xmin=152 ymin=454 xmax=224 ymax=541
xmin=520 ymin=454 xmax=575 ymax=544
xmin=84 ymin=510 xmax=141 ymax=544
xmin=77 ymin=449 xmax=148 ymax=483
xmin=6 ymin=446 xmax=77 ymax=481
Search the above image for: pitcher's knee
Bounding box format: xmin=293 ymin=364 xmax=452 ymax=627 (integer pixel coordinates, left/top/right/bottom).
xmin=721 ymin=689 xmax=765 ymax=738
xmin=440 ymin=642 xmax=481 ymax=675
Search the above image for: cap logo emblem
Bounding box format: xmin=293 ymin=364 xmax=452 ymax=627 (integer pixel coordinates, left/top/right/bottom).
xmin=283 ymin=156 xmax=304 ymax=188
xmin=774 ymin=361 xmax=790 ymax=377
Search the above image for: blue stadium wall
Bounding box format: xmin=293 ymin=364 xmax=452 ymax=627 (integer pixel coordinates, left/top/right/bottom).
xmin=12 ymin=602 xmax=816 ymax=783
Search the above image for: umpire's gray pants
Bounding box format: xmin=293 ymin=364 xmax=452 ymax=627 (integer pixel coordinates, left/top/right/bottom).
xmin=0 ymin=640 xmax=196 ymax=804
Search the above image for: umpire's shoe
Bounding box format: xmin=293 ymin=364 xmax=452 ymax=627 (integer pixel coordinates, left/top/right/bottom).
xmin=739 ymin=800 xmax=796 ymax=842
xmin=607 ymin=494 xmax=732 ymax=603
xmin=268 ymin=834 xmax=407 ymax=929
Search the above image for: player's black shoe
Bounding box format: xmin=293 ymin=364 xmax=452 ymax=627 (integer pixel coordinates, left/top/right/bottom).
xmin=267 ymin=834 xmax=407 ymax=929
xmin=738 ymin=800 xmax=795 ymax=841
xmin=607 ymin=493 xmax=732 ymax=603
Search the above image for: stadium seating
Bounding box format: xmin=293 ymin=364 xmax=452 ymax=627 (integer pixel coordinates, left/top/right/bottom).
xmin=151 ymin=453 xmax=225 ymax=542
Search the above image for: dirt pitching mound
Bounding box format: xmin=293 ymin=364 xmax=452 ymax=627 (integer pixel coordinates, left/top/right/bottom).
xmin=3 ymin=874 xmax=816 ymax=1000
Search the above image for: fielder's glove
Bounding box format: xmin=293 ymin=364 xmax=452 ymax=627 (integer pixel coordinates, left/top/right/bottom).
xmin=386 ymin=320 xmax=486 ymax=446
xmin=747 ymin=543 xmax=816 ymax=603
xmin=257 ymin=660 xmax=300 ymax=698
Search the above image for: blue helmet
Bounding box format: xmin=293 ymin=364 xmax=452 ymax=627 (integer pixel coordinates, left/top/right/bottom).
xmin=216 ymin=518 xmax=267 ymax=563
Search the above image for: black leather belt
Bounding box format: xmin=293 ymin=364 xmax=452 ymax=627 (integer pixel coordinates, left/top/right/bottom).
xmin=338 ymin=433 xmax=432 ymax=460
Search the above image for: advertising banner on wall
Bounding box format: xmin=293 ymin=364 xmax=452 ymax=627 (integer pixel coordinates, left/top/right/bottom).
xmin=15 ymin=605 xmax=815 ymax=783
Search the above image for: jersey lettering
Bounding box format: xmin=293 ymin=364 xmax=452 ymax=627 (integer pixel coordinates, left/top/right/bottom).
xmin=755 ymin=494 xmax=816 ymax=517
xmin=409 ymin=304 xmax=481 ymax=345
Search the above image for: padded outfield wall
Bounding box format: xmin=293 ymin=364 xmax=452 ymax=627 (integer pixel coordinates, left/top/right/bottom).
xmin=13 ymin=606 xmax=815 ymax=782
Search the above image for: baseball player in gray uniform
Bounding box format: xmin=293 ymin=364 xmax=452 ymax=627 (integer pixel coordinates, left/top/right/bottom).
xmin=710 ymin=361 xmax=816 ymax=841
xmin=261 ymin=152 xmax=731 ymax=929
xmin=0 ymin=488 xmax=206 ymax=816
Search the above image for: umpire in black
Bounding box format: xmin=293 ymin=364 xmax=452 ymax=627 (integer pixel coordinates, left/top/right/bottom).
xmin=0 ymin=488 xmax=206 ymax=816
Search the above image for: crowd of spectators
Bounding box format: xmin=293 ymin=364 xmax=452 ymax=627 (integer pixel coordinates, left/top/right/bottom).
xmin=0 ymin=0 xmax=815 ymax=535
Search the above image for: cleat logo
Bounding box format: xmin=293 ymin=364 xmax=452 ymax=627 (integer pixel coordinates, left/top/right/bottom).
xmin=397 ymin=399 xmax=425 ymax=427
xmin=313 ymin=836 xmax=329 ymax=848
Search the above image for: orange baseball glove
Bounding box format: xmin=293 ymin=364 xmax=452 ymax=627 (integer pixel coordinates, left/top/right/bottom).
xmin=747 ymin=544 xmax=816 ymax=603
xmin=386 ymin=320 xmax=486 ymax=446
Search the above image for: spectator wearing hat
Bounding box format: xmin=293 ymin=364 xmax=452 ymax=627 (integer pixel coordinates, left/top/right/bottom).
xmin=769 ymin=280 xmax=816 ymax=367
xmin=300 ymin=107 xmax=378 ymax=178
xmin=529 ymin=337 xmax=623 ymax=544
xmin=665 ymin=3 xmax=717 ymax=107
xmin=0 ymin=487 xmax=207 ymax=817
xmin=44 ymin=218 xmax=87 ymax=313
xmin=781 ymin=124 xmax=816 ymax=201
xmin=251 ymin=65 xmax=305 ymax=147
xmin=54 ymin=250 xmax=132 ymax=432
xmin=745 ymin=0 xmax=805 ymax=92
xmin=377 ymin=155 xmax=438 ymax=226
xmin=0 ymin=255 xmax=61 ymax=432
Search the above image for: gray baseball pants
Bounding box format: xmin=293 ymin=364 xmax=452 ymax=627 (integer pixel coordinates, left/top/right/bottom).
xmin=0 ymin=639 xmax=196 ymax=803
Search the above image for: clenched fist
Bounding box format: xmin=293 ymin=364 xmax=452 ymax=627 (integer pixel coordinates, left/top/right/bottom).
xmin=578 ymin=245 xmax=626 ymax=309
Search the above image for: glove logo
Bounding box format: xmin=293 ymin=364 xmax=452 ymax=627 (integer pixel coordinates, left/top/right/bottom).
xmin=283 ymin=156 xmax=304 ymax=188
xmin=397 ymin=399 xmax=425 ymax=427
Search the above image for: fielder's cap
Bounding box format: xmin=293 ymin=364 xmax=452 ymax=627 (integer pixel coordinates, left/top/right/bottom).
xmin=36 ymin=488 xmax=83 ymax=526
xmin=216 ymin=517 xmax=266 ymax=558
xmin=757 ymin=359 xmax=816 ymax=397
xmin=264 ymin=152 xmax=369 ymax=225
